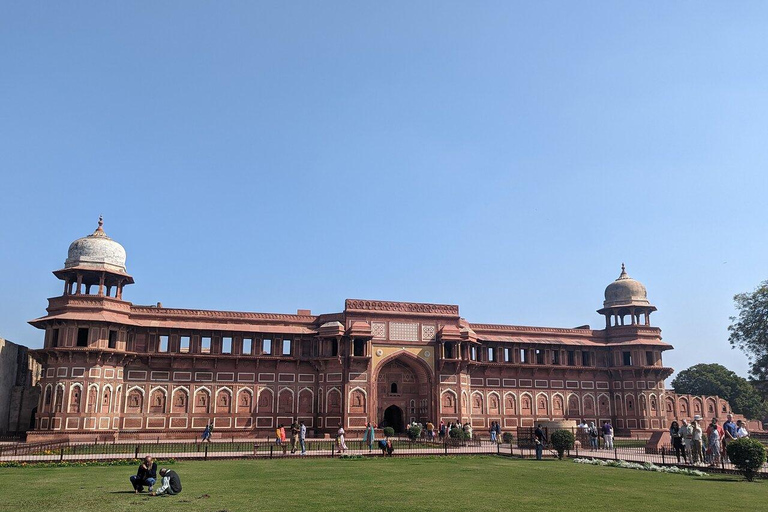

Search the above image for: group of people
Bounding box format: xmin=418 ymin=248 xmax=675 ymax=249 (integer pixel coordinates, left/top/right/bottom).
xmin=129 ymin=456 xmax=182 ymax=496
xmin=577 ymin=419 xmax=614 ymax=449
xmin=274 ymin=421 xmax=308 ymax=455
xmin=669 ymin=414 xmax=749 ymax=466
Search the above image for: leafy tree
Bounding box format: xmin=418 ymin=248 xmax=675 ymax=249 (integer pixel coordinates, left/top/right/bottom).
xmin=671 ymin=363 xmax=767 ymax=420
xmin=729 ymin=281 xmax=768 ymax=381
xmin=382 ymin=426 xmax=395 ymax=438
xmin=726 ymin=438 xmax=766 ymax=481
xmin=550 ymin=430 xmax=575 ymax=459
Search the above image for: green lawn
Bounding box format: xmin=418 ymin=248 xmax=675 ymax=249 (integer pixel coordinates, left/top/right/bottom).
xmin=0 ymin=456 xmax=762 ymax=512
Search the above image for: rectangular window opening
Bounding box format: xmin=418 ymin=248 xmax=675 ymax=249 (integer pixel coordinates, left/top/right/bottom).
xmin=159 ymin=335 xmax=169 ymax=353
xmin=51 ymin=328 xmax=60 ymax=348
xmin=108 ymin=330 xmax=117 ymax=349
xmin=504 ymin=347 xmax=510 ymax=362
xmin=353 ymin=339 xmax=366 ymax=357
xmin=262 ymin=338 xmax=272 ymax=355
xmin=77 ymin=328 xmax=89 ymax=347
xmin=520 ymin=349 xmax=529 ymax=364
xmin=552 ymin=350 xmax=560 ymax=365
xmin=581 ymin=351 xmax=591 ymax=366
xmin=201 ymin=336 xmax=211 ymax=354
xmin=645 ymin=351 xmax=654 ymax=366
xmin=623 ymin=351 xmax=633 ymax=366
xmin=222 ymin=337 xmax=232 ymax=354
xmin=282 ymin=339 xmax=292 ymax=356
xmin=567 ymin=350 xmax=575 ymax=366
xmin=242 ymin=338 xmax=252 ymax=355
xmin=180 ymin=336 xmax=190 ymax=353
xmin=535 ymin=349 xmax=544 ymax=365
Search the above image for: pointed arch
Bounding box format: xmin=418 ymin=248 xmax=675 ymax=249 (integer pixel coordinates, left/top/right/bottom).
xmin=520 ymin=392 xmax=533 ymax=416
xmin=441 ymin=389 xmax=458 ymax=414
xmin=114 ymin=385 xmax=122 ymax=413
xmin=597 ymin=393 xmax=611 ymax=416
xmin=86 ymin=383 xmax=99 ymax=413
xmin=101 ymin=384 xmax=113 ymax=414
xmin=535 ymin=392 xmax=549 ymax=416
xmin=326 ymin=387 xmax=341 ymax=414
xmin=125 ymin=386 xmax=145 ymax=413
xmin=551 ymin=392 xmax=564 ymax=416
xmin=503 ymin=391 xmax=517 ymax=416
xmin=54 ymin=383 xmax=65 ymax=413
xmin=194 ymin=386 xmax=211 ymax=414
xmin=487 ymin=391 xmax=501 ymax=415
xmin=257 ymin=387 xmax=274 ymax=414
xmin=348 ymin=386 xmax=367 ymax=413
xmin=236 ymin=388 xmax=253 ymax=413
xmin=42 ymin=383 xmax=53 ymax=413
xmin=567 ymin=393 xmax=580 ymax=417
xmin=171 ymin=386 xmax=189 ymax=413
xmin=298 ymin=387 xmax=314 ymax=414
xmin=582 ymin=393 xmax=596 ymax=415
xmin=471 ymin=391 xmax=484 ymax=415
xmin=69 ymin=383 xmax=83 ymax=413
xmin=149 ymin=386 xmax=167 ymax=414
xmin=216 ymin=386 xmax=233 ymax=414
xmin=278 ymin=387 xmax=295 ymax=414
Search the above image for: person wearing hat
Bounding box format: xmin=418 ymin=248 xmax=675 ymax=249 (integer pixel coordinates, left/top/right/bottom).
xmin=689 ymin=419 xmax=703 ymax=465
xmin=150 ymin=468 xmax=182 ymax=496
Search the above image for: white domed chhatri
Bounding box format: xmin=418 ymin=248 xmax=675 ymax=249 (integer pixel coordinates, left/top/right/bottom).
xmin=64 ymin=216 xmax=128 ymax=273
xmin=603 ymin=263 xmax=650 ymax=308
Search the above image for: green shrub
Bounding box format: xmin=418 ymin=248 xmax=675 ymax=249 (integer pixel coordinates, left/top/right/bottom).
xmin=502 ymin=432 xmax=514 ymax=444
xmin=726 ymin=438 xmax=766 ymax=481
xmin=550 ymin=430 xmax=575 ymax=459
xmin=408 ymin=424 xmax=422 ymax=440
xmin=383 ymin=426 xmax=395 ymax=438
xmin=449 ymin=427 xmax=468 ymax=440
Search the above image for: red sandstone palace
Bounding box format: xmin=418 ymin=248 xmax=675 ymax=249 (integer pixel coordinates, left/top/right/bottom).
xmin=28 ymin=220 xmax=741 ymax=441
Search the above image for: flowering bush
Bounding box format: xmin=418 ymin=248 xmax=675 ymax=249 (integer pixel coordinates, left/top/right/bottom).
xmin=573 ymin=458 xmax=708 ymax=477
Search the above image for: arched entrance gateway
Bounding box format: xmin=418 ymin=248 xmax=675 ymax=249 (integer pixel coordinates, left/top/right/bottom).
xmin=373 ymin=353 xmax=433 ymax=432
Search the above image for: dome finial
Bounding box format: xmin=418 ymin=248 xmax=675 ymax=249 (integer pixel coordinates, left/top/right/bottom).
xmin=619 ymin=262 xmax=628 ymax=279
xmin=98 ymin=215 xmax=103 ymax=228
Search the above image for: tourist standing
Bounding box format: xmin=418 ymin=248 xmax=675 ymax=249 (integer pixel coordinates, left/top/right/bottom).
xmin=129 ymin=456 xmax=157 ymax=493
xmin=438 ymin=420 xmax=446 ymax=441
xmin=588 ymin=422 xmax=599 ymax=449
xmin=299 ymin=421 xmax=307 ymax=455
xmin=290 ymin=421 xmax=300 ymax=454
xmin=722 ymin=414 xmax=737 ymax=462
xmin=494 ymin=422 xmax=502 ymax=444
xmin=735 ymin=420 xmax=749 ymax=438
xmin=680 ymin=419 xmax=691 ymax=461
xmin=602 ymin=421 xmax=614 ymax=449
xmin=337 ymin=426 xmax=348 ymax=453
xmin=426 ymin=421 xmax=434 ymax=440
xmin=489 ymin=422 xmax=497 ymax=443
xmin=669 ymin=421 xmax=686 ymax=463
xmin=364 ymin=422 xmax=376 ymax=451
xmin=690 ymin=419 xmax=703 ymax=465
xmin=275 ymin=424 xmax=283 ymax=446
xmin=534 ymin=424 xmax=547 ymax=460
xmin=706 ymin=418 xmax=723 ymax=467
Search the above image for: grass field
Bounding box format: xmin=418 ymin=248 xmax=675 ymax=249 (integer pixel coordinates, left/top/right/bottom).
xmin=0 ymin=456 xmax=762 ymax=512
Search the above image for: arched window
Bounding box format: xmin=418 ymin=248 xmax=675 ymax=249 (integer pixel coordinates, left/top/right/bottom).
xmin=390 ymin=382 xmax=398 ymax=394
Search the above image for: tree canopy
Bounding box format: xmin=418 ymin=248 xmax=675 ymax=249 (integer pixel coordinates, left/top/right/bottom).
xmin=671 ymin=363 xmax=766 ymax=420
xmin=728 ymin=280 xmax=768 ymax=381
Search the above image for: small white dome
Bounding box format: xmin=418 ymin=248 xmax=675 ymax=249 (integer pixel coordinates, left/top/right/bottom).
xmin=603 ymin=264 xmax=650 ymax=308
xmin=64 ymin=217 xmax=127 ymax=273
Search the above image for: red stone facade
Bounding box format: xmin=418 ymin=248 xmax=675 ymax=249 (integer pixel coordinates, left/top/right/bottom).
xmin=27 ymin=222 xmax=751 ymax=441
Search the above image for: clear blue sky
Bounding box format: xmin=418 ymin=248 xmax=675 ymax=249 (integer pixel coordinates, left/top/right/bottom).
xmin=1 ymin=3 xmax=766 ymax=383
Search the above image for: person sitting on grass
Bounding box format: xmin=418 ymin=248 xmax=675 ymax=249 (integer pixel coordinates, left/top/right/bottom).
xmin=150 ymin=468 xmax=182 ymax=496
xmin=378 ymin=438 xmax=394 ymax=457
xmin=129 ymin=455 xmax=157 ymax=493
